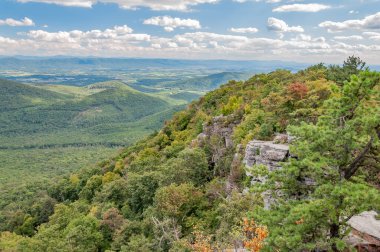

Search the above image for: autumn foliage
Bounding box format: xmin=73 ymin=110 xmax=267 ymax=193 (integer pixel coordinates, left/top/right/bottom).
xmin=242 ymin=218 xmax=268 ymax=252
xmin=287 ymin=82 xmax=308 ymax=100
xmin=190 ymin=227 xmax=213 ymax=252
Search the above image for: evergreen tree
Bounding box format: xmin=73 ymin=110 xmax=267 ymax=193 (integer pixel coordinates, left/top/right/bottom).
xmin=256 ymin=70 xmax=380 ymax=251
xmin=327 ymin=55 xmax=367 ymax=85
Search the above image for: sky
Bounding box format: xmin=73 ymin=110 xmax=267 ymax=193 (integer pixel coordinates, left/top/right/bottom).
xmin=0 ymin=0 xmax=380 ymax=63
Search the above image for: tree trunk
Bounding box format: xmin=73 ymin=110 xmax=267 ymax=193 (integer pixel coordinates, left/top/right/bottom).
xmin=330 ymin=223 xmax=340 ymax=252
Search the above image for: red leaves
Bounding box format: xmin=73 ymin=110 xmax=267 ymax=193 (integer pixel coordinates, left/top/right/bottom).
xmin=287 ymin=82 xmax=309 ymax=100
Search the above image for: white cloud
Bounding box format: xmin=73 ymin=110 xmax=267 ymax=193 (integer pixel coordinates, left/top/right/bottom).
xmin=319 ymin=12 xmax=380 ymax=32
xmin=234 ymin=0 xmax=282 ymax=3
xmin=143 ymin=16 xmax=201 ymax=32
xmin=0 ymin=17 xmax=35 ymax=26
xmin=291 ymin=34 xmax=326 ymax=43
xmin=27 ymin=25 xmax=149 ymax=43
xmin=230 ymin=27 xmax=259 ymax=33
xmin=273 ymin=3 xmax=331 ymax=12
xmin=17 ymin=0 xmax=94 ymax=7
xmin=333 ymin=35 xmax=363 ymax=41
xmin=363 ymin=31 xmax=380 ymax=41
xmin=267 ymin=17 xmax=304 ymax=33
xmin=17 ymin=0 xmax=219 ymax=11
xmin=1 ymin=24 xmax=380 ymax=64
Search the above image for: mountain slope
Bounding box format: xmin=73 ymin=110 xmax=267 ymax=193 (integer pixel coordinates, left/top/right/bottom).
xmin=0 ymin=80 xmax=170 ymax=143
xmin=159 ymin=72 xmax=252 ymax=91
xmin=0 ymin=59 xmax=379 ymax=252
xmin=0 ymin=80 xmax=182 ymax=222
xmin=0 ymin=79 xmax=68 ymax=110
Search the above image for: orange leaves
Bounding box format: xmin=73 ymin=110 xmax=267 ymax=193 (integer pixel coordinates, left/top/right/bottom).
xmin=295 ymin=217 xmax=304 ymax=225
xmin=187 ymin=218 xmax=268 ymax=251
xmin=242 ymin=218 xmax=268 ymax=252
xmin=190 ymin=227 xmax=213 ymax=252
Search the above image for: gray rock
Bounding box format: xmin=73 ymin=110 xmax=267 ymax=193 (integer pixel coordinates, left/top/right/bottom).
xmin=243 ymin=140 xmax=289 ymax=169
xmin=243 ymin=139 xmax=290 ymax=209
xmin=201 ymin=115 xmax=240 ymax=164
xmin=348 ymin=211 xmax=380 ymax=241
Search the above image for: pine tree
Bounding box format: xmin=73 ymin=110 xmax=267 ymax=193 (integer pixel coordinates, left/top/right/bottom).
xmin=256 ymin=70 xmax=380 ymax=251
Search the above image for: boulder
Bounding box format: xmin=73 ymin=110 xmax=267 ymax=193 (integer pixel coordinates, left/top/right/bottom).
xmin=243 ymin=140 xmax=289 ymax=170
xmin=346 ymin=211 xmax=380 ymax=250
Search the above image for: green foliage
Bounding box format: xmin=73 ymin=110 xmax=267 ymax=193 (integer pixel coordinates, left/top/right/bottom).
xmin=64 ymin=216 xmax=104 ymax=251
xmin=160 ymin=72 xmax=251 ymax=91
xmin=327 ymin=55 xmax=368 ymax=85
xmin=161 ymin=148 xmax=210 ymax=186
xmin=0 ymin=80 xmax=183 ymax=236
xmin=221 ymin=96 xmax=243 ymax=115
xmin=255 ymin=70 xmax=380 ymax=251
xmin=1 ymin=58 xmax=378 ymax=252
xmin=154 ymin=183 xmax=204 ymax=220
xmin=121 ymin=234 xmax=153 ymax=252
xmin=125 ymin=173 xmax=160 ymax=215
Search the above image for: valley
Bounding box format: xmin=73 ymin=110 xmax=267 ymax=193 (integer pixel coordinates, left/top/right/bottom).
xmin=1 ymin=57 xmax=378 ymax=251
xmin=0 ymin=78 xmax=183 ymax=208
xmin=0 ymin=59 xmax=257 ymax=215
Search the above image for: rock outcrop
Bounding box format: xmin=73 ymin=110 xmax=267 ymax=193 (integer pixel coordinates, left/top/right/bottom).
xmin=243 ymin=140 xmax=290 ymax=170
xmin=243 ymin=137 xmax=380 ymax=250
xmin=346 ymin=211 xmax=380 ymax=251
xmin=243 ymin=135 xmax=291 ymax=209
xmin=194 ymin=115 xmax=244 ymax=194
xmin=197 ymin=115 xmax=240 ymax=164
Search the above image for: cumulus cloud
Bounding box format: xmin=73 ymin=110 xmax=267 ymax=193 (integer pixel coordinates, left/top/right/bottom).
xmin=17 ymin=0 xmax=219 ymax=11
xmin=333 ymin=35 xmax=363 ymax=41
xmin=17 ymin=0 xmax=94 ymax=7
xmin=1 ymin=24 xmax=380 ymax=64
xmin=291 ymin=34 xmax=326 ymax=43
xmin=319 ymin=12 xmax=380 ymax=33
xmin=273 ymin=3 xmax=331 ymax=12
xmin=27 ymin=25 xmax=149 ymax=44
xmin=363 ymin=31 xmax=380 ymax=41
xmin=234 ymin=0 xmax=281 ymax=3
xmin=0 ymin=17 xmax=35 ymax=26
xmin=143 ymin=16 xmax=201 ymax=32
xmin=267 ymin=17 xmax=304 ymax=33
xmin=230 ymin=27 xmax=258 ymax=33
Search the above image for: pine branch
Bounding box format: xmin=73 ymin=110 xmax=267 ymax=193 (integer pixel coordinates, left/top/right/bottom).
xmin=344 ymin=125 xmax=379 ymax=179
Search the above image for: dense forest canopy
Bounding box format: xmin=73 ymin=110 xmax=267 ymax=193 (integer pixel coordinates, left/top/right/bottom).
xmin=0 ymin=57 xmax=379 ymax=252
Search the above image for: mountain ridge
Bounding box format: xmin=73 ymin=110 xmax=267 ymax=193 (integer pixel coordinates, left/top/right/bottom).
xmin=0 ymin=57 xmax=379 ymax=251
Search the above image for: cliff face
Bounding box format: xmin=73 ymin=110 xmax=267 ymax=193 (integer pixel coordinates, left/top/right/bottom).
xmin=241 ymin=135 xmax=290 ymax=209
xmin=241 ymin=133 xmax=380 ymax=250
xmin=197 ymin=115 xmax=240 ymax=164
xmin=243 ymin=139 xmax=290 ymax=171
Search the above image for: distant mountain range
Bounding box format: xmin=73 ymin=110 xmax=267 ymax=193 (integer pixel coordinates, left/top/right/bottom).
xmin=0 ymin=57 xmax=308 ymax=72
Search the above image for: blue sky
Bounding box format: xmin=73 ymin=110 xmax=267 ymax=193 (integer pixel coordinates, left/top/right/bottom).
xmin=0 ymin=0 xmax=380 ymax=63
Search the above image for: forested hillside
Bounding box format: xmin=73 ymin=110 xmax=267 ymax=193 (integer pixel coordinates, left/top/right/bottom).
xmin=0 ymin=80 xmax=171 ymax=146
xmin=0 ymin=57 xmax=379 ymax=252
xmin=138 ymin=72 xmax=252 ymax=91
xmin=0 ymin=80 xmax=184 ymax=224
